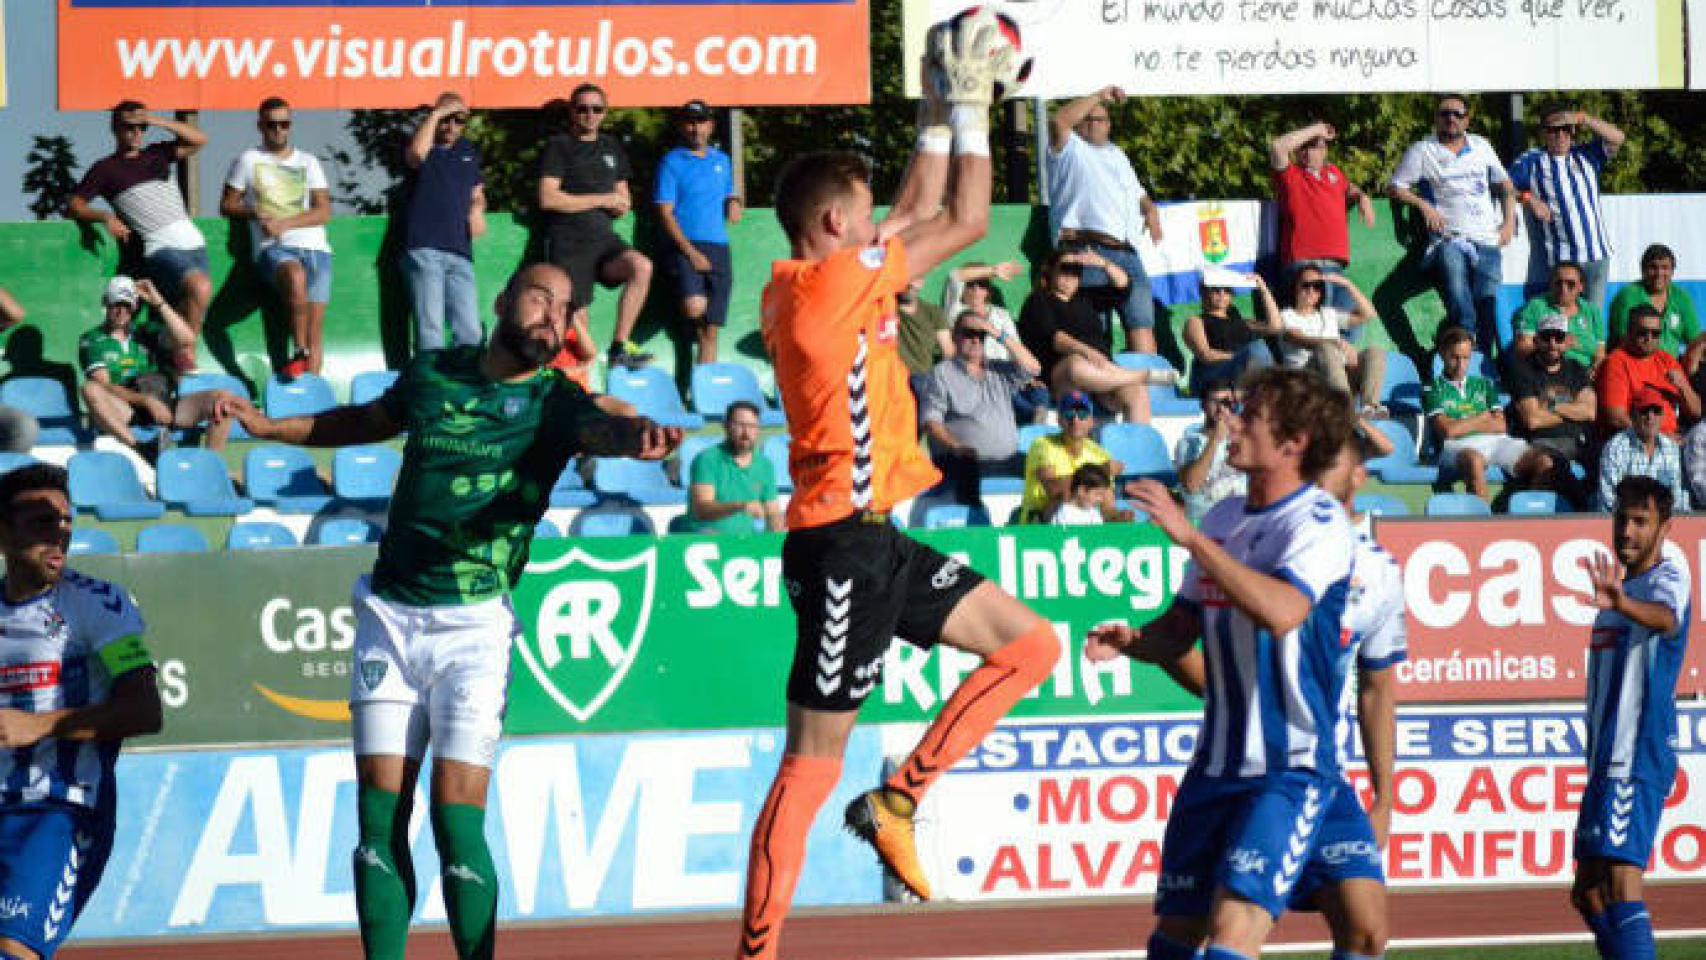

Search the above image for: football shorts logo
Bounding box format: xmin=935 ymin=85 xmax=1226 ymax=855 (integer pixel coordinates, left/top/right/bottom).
xmin=1228 ymin=848 xmax=1268 ymax=874
xmin=359 ymin=658 xmax=388 ymax=691
xmin=514 ymin=544 xmax=658 ymax=723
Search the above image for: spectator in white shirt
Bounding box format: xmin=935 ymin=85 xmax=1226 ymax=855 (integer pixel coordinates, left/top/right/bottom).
xmin=1051 ymin=463 xmax=1112 ymax=526
xmin=1276 ymin=266 xmax=1387 ymax=417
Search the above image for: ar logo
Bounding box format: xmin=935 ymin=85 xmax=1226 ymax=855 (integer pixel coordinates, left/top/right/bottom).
xmin=438 ymin=397 xmax=485 ymax=436
xmin=514 ymin=545 xmax=658 ymax=723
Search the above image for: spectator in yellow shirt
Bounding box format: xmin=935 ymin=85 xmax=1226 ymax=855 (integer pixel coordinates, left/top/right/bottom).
xmin=1019 ymin=391 xmax=1127 ymax=522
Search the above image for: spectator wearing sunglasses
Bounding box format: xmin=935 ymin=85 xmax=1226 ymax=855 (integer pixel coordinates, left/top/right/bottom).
xmin=1389 ymin=94 xmax=1518 ymax=360
xmin=1598 ymin=304 xmax=1701 ymax=437
xmin=1269 ymin=120 xmax=1377 ymax=334
xmin=1509 ymin=313 xmax=1597 ymax=508
xmin=1276 ymin=265 xmax=1387 ymax=418
xmin=1182 ymin=272 xmax=1280 ymax=396
xmin=400 ymin=92 xmax=487 ymax=354
xmin=1510 ymin=105 xmax=1624 ymax=309
xmin=538 ymin=83 xmax=654 ymax=368
xmin=1608 ymin=244 xmax=1704 ymax=368
xmin=1512 ymin=260 xmax=1605 ymax=373
xmin=1599 ymin=386 xmax=1689 ymax=512
xmin=1018 ymin=391 xmax=1127 ymax=524
xmin=920 ymin=313 xmax=1042 ymax=506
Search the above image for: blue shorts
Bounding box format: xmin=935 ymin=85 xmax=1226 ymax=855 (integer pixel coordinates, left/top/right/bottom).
xmin=1575 ymin=775 xmax=1668 ymax=868
xmin=256 ymin=245 xmax=333 ymax=304
xmin=1288 ymin=782 xmax=1385 ymax=910
xmin=667 ymin=243 xmax=733 ymax=327
xmin=1156 ymin=769 xmax=1338 ymax=921
xmin=143 ymin=246 xmax=209 ymax=307
xmin=0 ymin=805 xmax=114 ymax=958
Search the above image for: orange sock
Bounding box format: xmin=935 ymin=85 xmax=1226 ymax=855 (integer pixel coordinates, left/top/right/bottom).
xmin=736 ymin=753 xmax=842 ymax=960
xmin=887 ymin=623 xmax=1060 ymax=805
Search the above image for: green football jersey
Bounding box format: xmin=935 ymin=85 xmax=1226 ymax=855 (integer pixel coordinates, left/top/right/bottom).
xmin=79 ymin=322 xmax=163 ymax=387
xmin=1423 ymin=375 xmax=1500 ymax=420
xmin=370 ymin=347 xmax=602 ymax=606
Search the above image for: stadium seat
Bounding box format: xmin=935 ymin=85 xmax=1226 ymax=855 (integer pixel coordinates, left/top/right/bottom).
xmin=1425 ymin=492 xmax=1492 ymax=517
xmin=921 ymin=501 xmax=992 ymax=530
xmin=1017 ymin=423 xmax=1054 ymax=454
xmin=1364 ymin=421 xmax=1439 ymax=486
xmin=1353 ymin=493 xmax=1410 ymax=518
xmin=534 ymin=517 xmax=563 ymax=540
xmin=136 ymin=524 xmax=209 ymax=554
xmin=1113 ymin=353 xmax=1199 ymax=416
xmin=333 ymin=445 xmax=403 ymax=504
xmin=591 ymin=457 xmax=682 ymax=506
xmin=264 ymin=373 xmax=338 ymax=420
xmin=980 ymin=474 xmax=1025 ymax=497
xmin=674 ymin=435 xmax=720 ymax=487
xmin=227 ymin=521 xmax=299 ymax=551
xmin=605 ymin=367 xmax=704 ymax=430
xmin=1431 ymin=349 xmax=1499 ymax=383
xmin=68 ymin=528 xmax=119 ymax=557
xmin=155 ymin=449 xmax=254 ymax=517
xmin=1097 ymin=422 xmax=1177 ymax=484
xmin=690 ymin=363 xmax=785 ymax=425
xmin=548 ymin=467 xmax=597 ymax=509
xmin=1508 ymin=490 xmax=1562 ymax=516
xmin=569 ymin=506 xmax=656 ymax=538
xmin=178 ymin=373 xmax=254 ymax=440
xmin=67 ymin=452 xmax=164 ymax=521
xmin=314 ymin=518 xmax=383 ymax=546
xmin=244 ymin=446 xmax=334 ymax=514
xmin=1381 ymin=351 xmax=1424 ymax=421
xmin=0 ymin=452 xmax=37 ymax=474
xmin=762 ymin=435 xmax=793 ymax=493
xmin=1 ymin=377 xmax=86 ymax=446
xmin=350 ymin=370 xmax=400 ymax=406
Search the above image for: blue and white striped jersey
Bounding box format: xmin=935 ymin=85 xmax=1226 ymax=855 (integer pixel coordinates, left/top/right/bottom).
xmin=1510 ymin=142 xmax=1612 ymax=267
xmin=1586 ymin=556 xmax=1690 ymax=783
xmin=1179 ymin=485 xmax=1354 ymax=779
xmin=1333 ymin=529 xmax=1408 ymax=767
xmin=0 ymin=570 xmax=147 ymax=813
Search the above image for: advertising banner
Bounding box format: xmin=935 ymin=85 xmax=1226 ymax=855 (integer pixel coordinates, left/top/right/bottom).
xmin=82 ymin=525 xmax=1199 ymax=747
xmin=909 ymin=703 xmax=1706 ymax=901
xmin=56 ymin=0 xmax=869 ymax=111
xmin=904 ymin=0 xmax=1684 ymax=99
xmin=74 ymin=728 xmax=884 ymax=940
xmin=1376 ymin=517 xmax=1706 ymax=702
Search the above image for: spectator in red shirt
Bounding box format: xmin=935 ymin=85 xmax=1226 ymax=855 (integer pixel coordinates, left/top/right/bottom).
xmin=1270 ymin=121 xmax=1376 ymax=336
xmin=1597 ymin=304 xmax=1701 ymax=436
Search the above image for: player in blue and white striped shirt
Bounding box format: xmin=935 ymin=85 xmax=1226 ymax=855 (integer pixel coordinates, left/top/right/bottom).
xmin=0 ymin=464 xmax=162 ymax=960
xmin=1572 ymin=475 xmax=1689 ymax=960
xmin=1087 ymin=368 xmax=1358 ymax=960
xmin=1511 ymin=105 xmax=1625 ymax=309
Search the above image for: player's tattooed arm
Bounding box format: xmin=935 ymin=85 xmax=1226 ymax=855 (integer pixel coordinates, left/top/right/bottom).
xmin=576 ymin=415 xmax=684 ymax=461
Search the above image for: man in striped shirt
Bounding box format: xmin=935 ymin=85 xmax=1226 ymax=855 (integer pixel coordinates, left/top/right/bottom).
xmin=1510 ymin=105 xmax=1625 ymax=310
xmin=1573 ymin=475 xmax=1689 ymax=960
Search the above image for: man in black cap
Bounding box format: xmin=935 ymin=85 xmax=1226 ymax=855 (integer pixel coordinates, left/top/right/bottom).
xmin=654 ymin=99 xmax=742 ymax=365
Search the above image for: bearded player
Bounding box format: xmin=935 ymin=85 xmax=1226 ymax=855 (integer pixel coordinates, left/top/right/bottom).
xmin=229 ymin=262 xmax=680 ymax=960
xmin=733 ymin=13 xmax=1058 ymax=960
xmin=0 ymin=464 xmax=162 ymax=960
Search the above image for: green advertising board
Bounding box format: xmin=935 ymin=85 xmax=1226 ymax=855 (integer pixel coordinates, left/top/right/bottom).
xmin=80 ymin=525 xmax=1197 ymax=748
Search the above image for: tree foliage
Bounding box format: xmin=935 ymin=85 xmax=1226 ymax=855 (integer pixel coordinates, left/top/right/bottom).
xmin=23 ymin=136 xmax=80 ymax=221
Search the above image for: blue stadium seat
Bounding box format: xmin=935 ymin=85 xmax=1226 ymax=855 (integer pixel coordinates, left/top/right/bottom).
xmin=264 ymin=374 xmax=338 ymax=420
xmin=1353 ymin=493 xmax=1411 ymax=518
xmin=604 ymin=368 xmax=704 ymax=430
xmin=0 ymin=453 xmax=37 ymax=475
xmin=1097 ymin=422 xmax=1177 ymax=484
xmin=1364 ymin=421 xmax=1439 ymax=486
xmin=1425 ymin=492 xmax=1492 ymax=517
xmin=570 ymin=507 xmax=656 ymax=538
xmin=155 ymin=449 xmax=254 ymax=517
xmin=980 ymin=474 xmax=1025 ymax=497
xmin=314 ymin=518 xmax=383 ymax=546
xmin=591 ymin=458 xmax=682 ymax=505
xmin=350 ymin=370 xmax=400 ymax=406
xmin=178 ymin=373 xmax=254 ymax=441
xmin=67 ymin=452 xmax=164 ymax=521
xmin=1431 ymin=349 xmax=1499 ymax=384
xmin=68 ymin=528 xmax=119 ymax=557
xmin=548 ymin=467 xmax=597 ymax=509
xmin=534 ymin=517 xmax=563 ymax=540
xmin=244 ymin=446 xmax=334 ymax=514
xmin=762 ymin=435 xmax=792 ymax=493
xmin=1017 ymin=424 xmax=1053 ymax=455
xmin=136 ymin=524 xmax=209 ymax=554
xmin=921 ymin=502 xmax=992 ymax=530
xmin=690 ymin=364 xmax=785 ymax=426
xmin=227 ymin=521 xmax=299 ymax=551
xmin=1508 ymin=490 xmax=1563 ymax=516
xmin=1382 ymin=351 xmax=1424 ymax=420
xmin=675 ymin=435 xmax=720 ymax=487
xmin=1113 ymin=353 xmax=1199 ymax=417
xmin=1 ymin=377 xmax=87 ymax=446
xmin=333 ymin=445 xmax=403 ymax=504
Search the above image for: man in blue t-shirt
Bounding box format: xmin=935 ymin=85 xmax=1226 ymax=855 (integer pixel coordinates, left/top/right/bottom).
xmin=401 ymin=92 xmax=488 ymax=353
xmin=654 ymin=100 xmax=741 ymax=365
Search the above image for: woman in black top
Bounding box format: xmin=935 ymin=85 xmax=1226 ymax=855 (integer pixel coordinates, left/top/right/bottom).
xmin=1182 ymin=272 xmax=1282 ymax=395
xmin=1018 ymin=249 xmax=1168 ymax=423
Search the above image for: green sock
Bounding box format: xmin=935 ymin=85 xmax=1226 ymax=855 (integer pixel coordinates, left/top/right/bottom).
xmin=353 ymin=784 xmax=416 ymax=960
xmin=431 ymin=802 xmax=498 ymax=960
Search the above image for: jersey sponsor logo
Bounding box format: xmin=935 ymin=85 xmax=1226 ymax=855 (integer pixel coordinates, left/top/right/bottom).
xmin=438 ymin=397 xmax=486 ymax=436
xmin=876 ymin=314 xmax=899 ymax=344
xmin=0 ymin=662 xmax=62 ymax=694
xmin=514 ymin=546 xmax=658 ymax=723
xmin=858 ymin=245 xmax=886 ymax=270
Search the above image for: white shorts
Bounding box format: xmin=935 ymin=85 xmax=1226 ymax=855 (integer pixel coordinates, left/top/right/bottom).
xmin=1440 ymin=433 xmax=1529 ymax=471
xmin=348 ymin=576 xmax=518 ymax=768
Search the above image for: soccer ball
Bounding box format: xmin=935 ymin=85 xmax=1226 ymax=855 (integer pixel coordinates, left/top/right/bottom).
xmin=942 ymin=6 xmax=1033 ymax=99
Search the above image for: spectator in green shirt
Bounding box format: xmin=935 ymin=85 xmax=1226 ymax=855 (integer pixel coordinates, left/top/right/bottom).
xmin=1511 ymin=260 xmax=1605 ymax=373
xmin=1425 ymin=326 xmax=1533 ymax=501
xmin=1608 ymin=244 xmax=1703 ymax=367
xmin=897 ymin=276 xmax=951 ymax=395
xmin=687 ymin=400 xmax=784 ymax=534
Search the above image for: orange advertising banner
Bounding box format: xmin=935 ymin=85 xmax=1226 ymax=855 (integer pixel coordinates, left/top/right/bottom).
xmin=57 ymin=0 xmax=868 ymax=110
xmin=1377 ymin=516 xmax=1706 ymax=703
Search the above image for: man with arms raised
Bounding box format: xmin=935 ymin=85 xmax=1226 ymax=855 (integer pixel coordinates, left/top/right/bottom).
xmin=0 ymin=464 xmax=162 ymax=960
xmin=1084 ymin=367 xmax=1357 ymax=960
xmin=229 ymin=263 xmax=680 ymax=960
xmin=734 ymin=17 xmax=1059 ymax=959
xmin=1574 ymin=475 xmax=1689 ymax=960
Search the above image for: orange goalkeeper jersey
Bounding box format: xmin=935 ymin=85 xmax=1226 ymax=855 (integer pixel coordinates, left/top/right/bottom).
xmin=762 ymin=239 xmax=940 ymax=530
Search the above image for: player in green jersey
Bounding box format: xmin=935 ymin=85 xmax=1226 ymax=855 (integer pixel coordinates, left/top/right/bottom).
xmin=223 ymin=262 xmax=679 ymax=960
